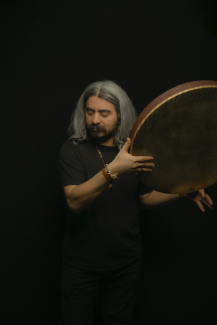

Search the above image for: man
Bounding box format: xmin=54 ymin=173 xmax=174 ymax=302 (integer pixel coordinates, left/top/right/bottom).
xmin=58 ymin=80 xmax=213 ymax=325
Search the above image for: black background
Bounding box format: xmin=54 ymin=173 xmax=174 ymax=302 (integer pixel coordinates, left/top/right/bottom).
xmin=1 ymin=1 xmax=217 ymax=324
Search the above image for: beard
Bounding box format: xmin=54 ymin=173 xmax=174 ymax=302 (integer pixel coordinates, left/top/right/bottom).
xmin=86 ymin=121 xmax=119 ymax=144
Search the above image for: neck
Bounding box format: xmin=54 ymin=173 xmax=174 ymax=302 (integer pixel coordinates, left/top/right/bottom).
xmin=91 ymin=137 xmax=117 ymax=147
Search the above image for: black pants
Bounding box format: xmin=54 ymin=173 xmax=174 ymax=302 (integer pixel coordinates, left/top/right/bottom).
xmin=59 ymin=258 xmax=141 ymax=325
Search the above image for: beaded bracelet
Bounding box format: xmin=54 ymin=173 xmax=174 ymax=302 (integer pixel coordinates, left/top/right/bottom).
xmin=105 ymin=164 xmax=118 ymax=181
xmin=101 ymin=168 xmax=113 ymax=182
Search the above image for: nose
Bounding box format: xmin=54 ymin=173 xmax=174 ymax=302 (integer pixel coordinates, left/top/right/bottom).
xmin=92 ymin=113 xmax=101 ymax=124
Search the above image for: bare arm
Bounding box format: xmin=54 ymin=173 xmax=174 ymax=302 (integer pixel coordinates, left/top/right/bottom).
xmin=64 ymin=171 xmax=112 ymax=214
xmin=139 ymin=191 xmax=180 ymax=210
xmin=139 ymin=189 xmax=213 ymax=212
xmin=64 ymin=138 xmax=154 ymax=214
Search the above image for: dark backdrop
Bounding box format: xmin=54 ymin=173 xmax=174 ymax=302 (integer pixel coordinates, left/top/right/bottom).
xmin=1 ymin=1 xmax=217 ymax=324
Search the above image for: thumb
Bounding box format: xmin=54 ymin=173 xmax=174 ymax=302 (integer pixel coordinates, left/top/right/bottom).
xmin=123 ymin=137 xmax=131 ymax=150
xmin=199 ymin=189 xmax=206 ymax=198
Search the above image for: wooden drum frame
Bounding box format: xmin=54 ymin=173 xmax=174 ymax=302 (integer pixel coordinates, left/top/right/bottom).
xmin=129 ymin=80 xmax=217 ymax=194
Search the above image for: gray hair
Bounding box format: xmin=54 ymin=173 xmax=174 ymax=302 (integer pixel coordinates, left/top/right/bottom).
xmin=67 ymin=80 xmax=138 ymax=150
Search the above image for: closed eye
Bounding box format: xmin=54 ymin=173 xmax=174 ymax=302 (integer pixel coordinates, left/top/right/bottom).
xmin=87 ymin=112 xmax=109 ymax=117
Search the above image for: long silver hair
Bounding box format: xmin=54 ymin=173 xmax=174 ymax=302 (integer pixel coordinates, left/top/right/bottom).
xmin=67 ymin=80 xmax=138 ymax=150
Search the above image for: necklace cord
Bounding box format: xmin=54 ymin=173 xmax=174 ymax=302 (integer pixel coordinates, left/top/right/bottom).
xmin=91 ymin=141 xmax=118 ymax=190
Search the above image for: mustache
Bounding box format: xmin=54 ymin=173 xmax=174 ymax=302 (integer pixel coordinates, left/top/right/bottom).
xmin=87 ymin=124 xmax=106 ymax=132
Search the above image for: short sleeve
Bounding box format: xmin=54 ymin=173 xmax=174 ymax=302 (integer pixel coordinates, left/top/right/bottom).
xmin=138 ymin=180 xmax=151 ymax=195
xmin=58 ymin=141 xmax=86 ymax=188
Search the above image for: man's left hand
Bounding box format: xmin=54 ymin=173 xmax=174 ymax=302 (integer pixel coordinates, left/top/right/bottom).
xmin=184 ymin=189 xmax=214 ymax=212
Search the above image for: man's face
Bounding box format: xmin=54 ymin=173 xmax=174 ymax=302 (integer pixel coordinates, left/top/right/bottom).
xmin=85 ymin=96 xmax=119 ymax=144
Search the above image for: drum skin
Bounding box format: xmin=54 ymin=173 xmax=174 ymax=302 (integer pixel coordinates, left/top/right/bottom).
xmin=129 ymin=80 xmax=217 ymax=194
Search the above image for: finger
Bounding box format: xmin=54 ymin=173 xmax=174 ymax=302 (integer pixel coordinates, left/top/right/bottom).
xmin=205 ymin=194 xmax=213 ymax=206
xmin=137 ymin=162 xmax=155 ymax=167
xmin=201 ymin=198 xmax=213 ymax=209
xmin=134 ymin=156 xmax=154 ymax=162
xmin=136 ymin=168 xmax=152 ymax=172
xmin=141 ymin=168 xmax=153 ymax=172
xmin=196 ymin=200 xmax=205 ymax=212
xmin=199 ymin=189 xmax=206 ymax=198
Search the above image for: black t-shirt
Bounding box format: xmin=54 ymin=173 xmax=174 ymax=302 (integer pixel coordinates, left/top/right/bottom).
xmin=58 ymin=138 xmax=150 ymax=270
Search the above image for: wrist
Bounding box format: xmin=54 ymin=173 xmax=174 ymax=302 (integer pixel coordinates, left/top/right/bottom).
xmin=106 ymin=163 xmax=120 ymax=176
xmin=105 ymin=164 xmax=119 ymax=181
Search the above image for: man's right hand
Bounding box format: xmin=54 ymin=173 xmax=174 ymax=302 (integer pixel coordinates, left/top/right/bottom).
xmin=107 ymin=137 xmax=154 ymax=176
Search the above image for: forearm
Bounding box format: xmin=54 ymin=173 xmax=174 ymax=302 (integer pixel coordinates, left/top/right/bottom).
xmin=143 ymin=190 xmax=180 ymax=209
xmin=69 ymin=170 xmax=112 ymax=213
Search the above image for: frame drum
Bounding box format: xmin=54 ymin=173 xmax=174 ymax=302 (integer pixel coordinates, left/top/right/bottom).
xmin=129 ymin=80 xmax=217 ymax=194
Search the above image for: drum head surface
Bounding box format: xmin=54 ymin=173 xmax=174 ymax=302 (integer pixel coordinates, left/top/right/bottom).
xmin=129 ymin=80 xmax=217 ymax=194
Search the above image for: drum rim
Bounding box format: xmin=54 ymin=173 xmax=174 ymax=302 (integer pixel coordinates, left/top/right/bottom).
xmin=129 ymin=80 xmax=217 ymax=154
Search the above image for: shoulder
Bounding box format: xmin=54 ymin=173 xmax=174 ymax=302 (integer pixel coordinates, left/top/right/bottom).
xmin=59 ymin=138 xmax=90 ymax=156
xmin=59 ymin=138 xmax=96 ymax=167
